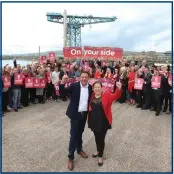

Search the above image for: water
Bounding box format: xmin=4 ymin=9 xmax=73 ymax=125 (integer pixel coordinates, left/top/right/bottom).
xmin=2 ymin=59 xmax=32 ymax=67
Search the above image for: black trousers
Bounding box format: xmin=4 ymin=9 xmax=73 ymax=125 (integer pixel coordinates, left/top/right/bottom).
xmin=68 ymin=112 xmax=87 ymax=160
xmin=93 ymin=130 xmax=107 ymax=157
xmin=136 ymin=90 xmax=144 ymax=107
xmin=152 ymin=90 xmax=161 ymax=114
xmin=2 ymin=91 xmax=9 ymax=111
xmin=129 ymin=89 xmax=136 ymax=100
xmin=29 ymin=88 xmax=36 ymax=103
xmin=46 ymin=83 xmax=53 ymax=99
xmin=52 ymin=86 xmax=58 ymax=100
xmin=143 ymin=88 xmax=152 ymax=108
xmin=161 ymin=91 xmax=171 ymax=112
xmin=21 ymin=86 xmax=29 ymax=106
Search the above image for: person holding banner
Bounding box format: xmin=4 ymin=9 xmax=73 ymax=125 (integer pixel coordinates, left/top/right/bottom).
xmin=59 ymin=71 xmax=93 ymax=171
xmin=36 ymin=69 xmax=45 ymax=104
xmin=150 ymin=68 xmax=162 ymax=116
xmin=21 ymin=68 xmax=30 ymax=107
xmin=88 ymin=80 xmax=122 ymax=166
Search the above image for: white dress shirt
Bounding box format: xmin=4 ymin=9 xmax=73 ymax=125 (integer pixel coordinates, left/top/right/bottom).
xmin=78 ymin=83 xmax=89 ymax=112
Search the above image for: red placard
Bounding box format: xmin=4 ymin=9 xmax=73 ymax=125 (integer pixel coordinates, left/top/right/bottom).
xmin=88 ymin=78 xmax=97 ymax=86
xmin=49 ymin=52 xmax=56 ymax=62
xmin=40 ymin=56 xmax=47 ymax=64
xmin=46 ymin=72 xmax=51 ymax=83
xmin=66 ymin=64 xmax=71 ymax=71
xmin=83 ymin=65 xmax=91 ymax=72
xmin=14 ymin=73 xmax=24 ymax=85
xmin=25 ymin=77 xmax=34 ymax=88
xmin=100 ymin=78 xmax=115 ymax=92
xmin=151 ymin=76 xmax=161 ymax=88
xmin=168 ymin=73 xmax=172 ymax=86
xmin=63 ymin=47 xmax=83 ymax=59
xmin=134 ymin=78 xmax=144 ymax=90
xmin=54 ymin=82 xmax=59 ymax=95
xmin=84 ymin=46 xmax=123 ymax=59
xmin=3 ymin=76 xmax=11 ymax=88
xmin=33 ymin=78 xmax=41 ymax=88
xmin=65 ymin=78 xmax=77 ymax=88
xmin=40 ymin=78 xmax=46 ymax=88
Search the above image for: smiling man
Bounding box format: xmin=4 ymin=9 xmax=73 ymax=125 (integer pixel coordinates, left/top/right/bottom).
xmin=59 ymin=71 xmax=93 ymax=171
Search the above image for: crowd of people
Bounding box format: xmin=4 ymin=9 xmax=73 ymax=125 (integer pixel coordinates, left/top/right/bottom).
xmin=2 ymin=58 xmax=172 ymax=117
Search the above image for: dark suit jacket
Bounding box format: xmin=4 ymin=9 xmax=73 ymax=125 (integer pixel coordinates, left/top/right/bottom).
xmin=59 ymin=82 xmax=93 ymax=120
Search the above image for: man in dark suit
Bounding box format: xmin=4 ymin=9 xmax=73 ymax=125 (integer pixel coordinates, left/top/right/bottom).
xmin=59 ymin=71 xmax=93 ymax=171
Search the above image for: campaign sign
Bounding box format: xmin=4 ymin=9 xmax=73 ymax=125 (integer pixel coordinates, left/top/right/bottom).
xmin=40 ymin=78 xmax=46 ymax=88
xmin=134 ymin=78 xmax=144 ymax=90
xmin=3 ymin=76 xmax=11 ymax=88
xmin=151 ymin=76 xmax=161 ymax=88
xmin=65 ymin=78 xmax=77 ymax=88
xmin=54 ymin=82 xmax=59 ymax=95
xmin=88 ymin=78 xmax=97 ymax=86
xmin=49 ymin=52 xmax=56 ymax=62
xmin=100 ymin=78 xmax=115 ymax=92
xmin=40 ymin=56 xmax=47 ymax=64
xmin=46 ymin=72 xmax=51 ymax=83
xmin=66 ymin=64 xmax=71 ymax=72
xmin=14 ymin=73 xmax=24 ymax=85
xmin=33 ymin=78 xmax=41 ymax=88
xmin=25 ymin=77 xmax=34 ymax=88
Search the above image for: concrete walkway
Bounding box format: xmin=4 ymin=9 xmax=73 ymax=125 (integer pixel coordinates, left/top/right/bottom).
xmin=2 ymin=100 xmax=171 ymax=172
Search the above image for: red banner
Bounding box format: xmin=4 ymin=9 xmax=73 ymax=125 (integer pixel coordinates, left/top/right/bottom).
xmin=151 ymin=76 xmax=161 ymax=88
xmin=100 ymin=78 xmax=115 ymax=92
xmin=40 ymin=56 xmax=47 ymax=64
xmin=49 ymin=52 xmax=56 ymax=62
xmin=33 ymin=78 xmax=46 ymax=88
xmin=54 ymin=82 xmax=60 ymax=95
xmin=3 ymin=76 xmax=11 ymax=88
xmin=65 ymin=78 xmax=77 ymax=88
xmin=33 ymin=78 xmax=41 ymax=88
xmin=46 ymin=72 xmax=51 ymax=83
xmin=14 ymin=73 xmax=24 ymax=85
xmin=134 ymin=78 xmax=144 ymax=90
xmin=66 ymin=64 xmax=71 ymax=71
xmin=63 ymin=47 xmax=83 ymax=59
xmin=84 ymin=46 xmax=123 ymax=59
xmin=25 ymin=77 xmax=34 ymax=88
xmin=88 ymin=78 xmax=98 ymax=86
xmin=88 ymin=78 xmax=115 ymax=92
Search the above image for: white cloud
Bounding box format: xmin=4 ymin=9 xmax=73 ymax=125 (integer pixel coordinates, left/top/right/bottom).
xmin=2 ymin=2 xmax=171 ymax=54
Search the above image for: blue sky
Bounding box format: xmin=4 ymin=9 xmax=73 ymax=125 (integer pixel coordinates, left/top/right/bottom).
xmin=2 ymin=2 xmax=171 ymax=54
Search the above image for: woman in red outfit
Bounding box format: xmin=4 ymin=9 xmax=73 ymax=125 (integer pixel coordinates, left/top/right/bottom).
xmin=94 ymin=67 xmax=102 ymax=79
xmin=88 ymin=81 xmax=122 ymax=166
xmin=128 ymin=66 xmax=136 ymax=105
xmin=104 ymin=68 xmax=113 ymax=79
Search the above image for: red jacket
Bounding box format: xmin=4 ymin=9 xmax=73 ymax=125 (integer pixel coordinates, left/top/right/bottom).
xmin=88 ymin=88 xmax=121 ymax=125
xmin=128 ymin=72 xmax=136 ymax=92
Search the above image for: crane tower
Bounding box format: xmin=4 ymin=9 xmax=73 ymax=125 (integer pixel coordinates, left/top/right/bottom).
xmin=46 ymin=10 xmax=117 ymax=47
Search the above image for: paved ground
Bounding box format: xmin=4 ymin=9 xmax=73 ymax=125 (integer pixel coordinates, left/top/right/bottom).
xmin=2 ymin=100 xmax=171 ymax=172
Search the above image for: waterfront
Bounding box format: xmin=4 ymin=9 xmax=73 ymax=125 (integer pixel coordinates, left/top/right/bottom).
xmin=2 ymin=59 xmax=32 ymax=66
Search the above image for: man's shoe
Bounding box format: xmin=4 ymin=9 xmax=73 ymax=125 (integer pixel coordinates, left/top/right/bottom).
xmin=78 ymin=151 xmax=88 ymax=158
xmin=68 ymin=160 xmax=74 ymax=171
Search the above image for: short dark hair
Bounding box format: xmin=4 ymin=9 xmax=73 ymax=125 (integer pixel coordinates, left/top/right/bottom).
xmin=80 ymin=71 xmax=90 ymax=77
xmin=93 ymin=81 xmax=102 ymax=88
